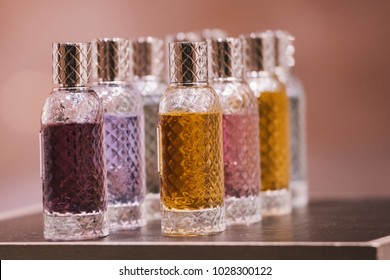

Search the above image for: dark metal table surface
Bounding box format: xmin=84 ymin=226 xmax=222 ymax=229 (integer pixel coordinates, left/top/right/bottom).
xmin=1 ymin=199 xmax=390 ymax=260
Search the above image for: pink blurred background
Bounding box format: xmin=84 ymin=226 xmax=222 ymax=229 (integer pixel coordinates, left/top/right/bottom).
xmin=1 ymin=0 xmax=390 ymax=212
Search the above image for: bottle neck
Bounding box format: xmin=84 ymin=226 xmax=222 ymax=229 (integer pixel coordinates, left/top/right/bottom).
xmin=170 ymin=81 xmax=208 ymax=87
xmin=210 ymin=75 xmax=243 ymax=82
xmin=133 ymin=75 xmax=164 ymax=82
xmin=95 ymin=80 xmax=127 ymax=86
xmin=245 ymin=70 xmax=277 ymax=79
xmin=53 ymin=85 xmax=90 ymax=91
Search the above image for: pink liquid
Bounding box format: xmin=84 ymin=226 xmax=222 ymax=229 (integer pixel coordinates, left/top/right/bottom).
xmin=222 ymin=113 xmax=260 ymax=198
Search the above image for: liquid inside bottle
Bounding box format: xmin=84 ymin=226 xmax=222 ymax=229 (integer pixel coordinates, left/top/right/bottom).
xmin=159 ymin=112 xmax=224 ymax=211
xmin=222 ymin=113 xmax=261 ymax=224
xmin=42 ymin=122 xmax=106 ymax=214
xmin=104 ymin=114 xmax=145 ymax=217
xmin=258 ymin=90 xmax=290 ymax=191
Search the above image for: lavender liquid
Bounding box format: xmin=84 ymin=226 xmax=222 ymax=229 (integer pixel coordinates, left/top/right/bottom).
xmin=104 ymin=114 xmax=145 ymax=205
xmin=222 ymin=113 xmax=260 ymax=198
xmin=42 ymin=122 xmax=106 ymax=214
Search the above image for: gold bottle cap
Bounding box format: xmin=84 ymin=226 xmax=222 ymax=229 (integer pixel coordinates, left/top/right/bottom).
xmin=169 ymin=41 xmax=208 ymax=84
xmin=243 ymin=31 xmax=275 ymax=74
xmin=52 ymin=42 xmax=91 ymax=87
xmin=92 ymin=38 xmax=130 ymax=82
xmin=132 ymin=36 xmax=164 ymax=78
xmin=209 ymin=37 xmax=243 ymax=80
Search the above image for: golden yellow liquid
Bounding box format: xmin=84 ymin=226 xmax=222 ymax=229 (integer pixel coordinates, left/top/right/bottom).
xmin=159 ymin=112 xmax=224 ymax=210
xmin=257 ymin=90 xmax=290 ymax=191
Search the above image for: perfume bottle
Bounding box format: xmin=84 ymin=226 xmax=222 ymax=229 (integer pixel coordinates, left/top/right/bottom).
xmin=244 ymin=31 xmax=292 ymax=216
xmin=41 ymin=42 xmax=108 ymax=240
xmin=208 ymin=37 xmax=261 ymax=225
xmin=92 ymin=38 xmax=145 ymax=229
xmin=159 ymin=42 xmax=225 ymax=235
xmin=275 ymin=31 xmax=308 ymax=208
xmin=131 ymin=37 xmax=166 ymax=220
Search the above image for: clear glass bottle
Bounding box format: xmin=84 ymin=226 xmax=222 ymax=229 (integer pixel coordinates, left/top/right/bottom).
xmin=92 ymin=38 xmax=145 ymax=229
xmin=244 ymin=31 xmax=292 ymax=216
xmin=208 ymin=37 xmax=261 ymax=225
xmin=159 ymin=42 xmax=225 ymax=235
xmin=41 ymin=42 xmax=108 ymax=240
xmin=131 ymin=37 xmax=166 ymax=221
xmin=275 ymin=31 xmax=308 ymax=208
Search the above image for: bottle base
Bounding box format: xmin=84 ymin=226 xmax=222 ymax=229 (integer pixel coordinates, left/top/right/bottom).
xmin=225 ymin=195 xmax=261 ymax=225
xmin=261 ymin=189 xmax=292 ymax=216
xmin=291 ymin=180 xmax=308 ymax=208
xmin=108 ymin=203 xmax=146 ymax=230
xmin=161 ymin=205 xmax=226 ymax=236
xmin=144 ymin=193 xmax=161 ymax=221
xmin=44 ymin=210 xmax=109 ymax=241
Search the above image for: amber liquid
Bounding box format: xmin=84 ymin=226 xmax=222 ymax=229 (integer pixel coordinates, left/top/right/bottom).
xmin=257 ymin=90 xmax=290 ymax=191
xmin=159 ymin=112 xmax=224 ymax=211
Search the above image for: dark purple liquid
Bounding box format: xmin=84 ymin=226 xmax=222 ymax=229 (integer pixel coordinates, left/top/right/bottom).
xmin=104 ymin=114 xmax=145 ymax=204
xmin=42 ymin=122 xmax=106 ymax=214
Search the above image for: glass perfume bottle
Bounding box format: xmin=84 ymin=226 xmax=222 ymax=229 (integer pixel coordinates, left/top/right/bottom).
xmin=208 ymin=37 xmax=261 ymax=225
xmin=41 ymin=42 xmax=108 ymax=240
xmin=92 ymin=38 xmax=145 ymax=229
xmin=275 ymin=31 xmax=308 ymax=208
xmin=131 ymin=37 xmax=166 ymax=221
xmin=159 ymin=42 xmax=225 ymax=235
xmin=244 ymin=31 xmax=292 ymax=216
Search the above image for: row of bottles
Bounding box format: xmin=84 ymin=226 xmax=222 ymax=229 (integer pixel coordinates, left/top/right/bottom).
xmin=40 ymin=30 xmax=307 ymax=240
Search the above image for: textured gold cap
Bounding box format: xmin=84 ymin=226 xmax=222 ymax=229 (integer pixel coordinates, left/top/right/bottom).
xmin=209 ymin=37 xmax=243 ymax=80
xmin=132 ymin=37 xmax=164 ymax=78
xmin=92 ymin=38 xmax=130 ymax=82
xmin=243 ymin=31 xmax=275 ymax=73
xmin=169 ymin=41 xmax=208 ymax=84
xmin=52 ymin=42 xmax=91 ymax=87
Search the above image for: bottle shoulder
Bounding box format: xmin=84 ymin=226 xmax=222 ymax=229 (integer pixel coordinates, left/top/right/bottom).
xmin=42 ymin=87 xmax=103 ymax=124
xmin=92 ymin=82 xmax=143 ymax=114
xmin=210 ymin=80 xmax=258 ymax=115
xmin=286 ymin=74 xmax=305 ymax=98
xmin=159 ymin=84 xmax=221 ymax=114
xmin=132 ymin=77 xmax=167 ymax=97
xmin=246 ymin=75 xmax=286 ymax=96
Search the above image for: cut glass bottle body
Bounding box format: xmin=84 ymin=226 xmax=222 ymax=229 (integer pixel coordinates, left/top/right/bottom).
xmin=281 ymin=71 xmax=308 ymax=208
xmin=159 ymin=85 xmax=225 ymax=235
xmin=211 ymin=80 xmax=261 ymax=225
xmin=133 ymin=77 xmax=166 ymax=220
xmin=93 ymin=82 xmax=146 ymax=229
xmin=41 ymin=87 xmax=109 ymax=240
xmin=247 ymin=72 xmax=292 ymax=216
